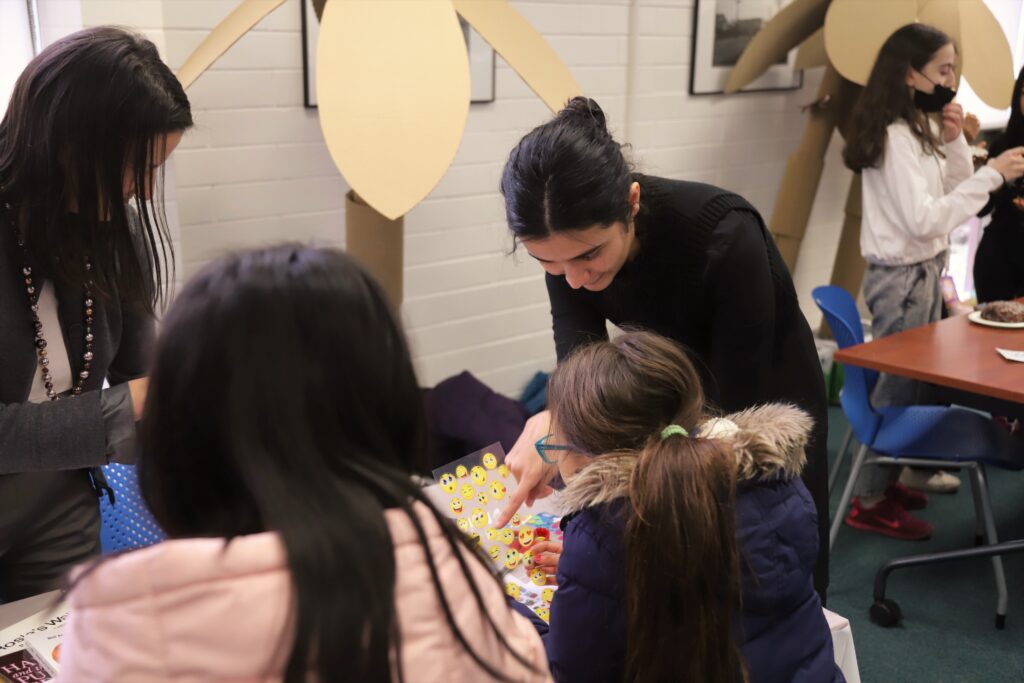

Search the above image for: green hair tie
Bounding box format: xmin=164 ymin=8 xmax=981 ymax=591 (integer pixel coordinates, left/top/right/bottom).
xmin=660 ymin=424 xmax=689 ymax=441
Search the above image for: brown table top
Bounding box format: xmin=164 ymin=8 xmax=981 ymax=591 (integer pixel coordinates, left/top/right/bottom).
xmin=834 ymin=311 xmax=1024 ymax=404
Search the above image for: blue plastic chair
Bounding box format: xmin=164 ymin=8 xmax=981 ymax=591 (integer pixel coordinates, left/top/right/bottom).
xmin=813 ymin=285 xmax=1024 ymax=628
xmin=98 ymin=463 xmax=166 ymax=553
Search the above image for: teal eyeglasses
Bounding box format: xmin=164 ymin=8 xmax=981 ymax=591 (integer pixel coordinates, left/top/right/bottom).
xmin=535 ymin=433 xmax=572 ymax=464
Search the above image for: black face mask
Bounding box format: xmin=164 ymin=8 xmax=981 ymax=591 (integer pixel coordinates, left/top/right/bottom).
xmin=913 ymin=72 xmax=956 ymax=113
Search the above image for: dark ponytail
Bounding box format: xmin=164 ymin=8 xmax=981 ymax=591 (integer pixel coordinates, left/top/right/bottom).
xmin=500 ymin=97 xmax=633 ymax=243
xmin=626 ymin=433 xmax=743 ymax=683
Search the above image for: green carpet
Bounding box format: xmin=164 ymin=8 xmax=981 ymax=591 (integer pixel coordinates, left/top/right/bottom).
xmin=825 ymin=407 xmax=1024 ymax=682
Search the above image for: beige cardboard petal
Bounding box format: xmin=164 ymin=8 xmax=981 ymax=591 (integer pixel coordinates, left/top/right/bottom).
xmin=318 ymin=0 xmax=470 ymax=220
xmin=824 ymin=0 xmax=917 ymax=85
xmin=725 ymin=0 xmax=829 ymax=93
xmin=795 ymin=28 xmax=828 ymax=71
xmin=453 ymin=0 xmax=581 ymax=112
xmin=958 ymin=1 xmax=1014 ymax=109
xmin=176 ymin=0 xmax=286 ymax=89
xmin=345 ymin=191 xmax=404 ymax=308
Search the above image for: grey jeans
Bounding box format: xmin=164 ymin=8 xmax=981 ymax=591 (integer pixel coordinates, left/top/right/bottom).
xmin=855 ymin=252 xmax=946 ymax=496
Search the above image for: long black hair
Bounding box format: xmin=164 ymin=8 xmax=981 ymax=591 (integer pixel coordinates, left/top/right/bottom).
xmin=990 ymin=65 xmax=1024 ymax=158
xmin=0 ymin=26 xmax=192 ymax=314
xmin=138 ymin=245 xmax=534 ymax=682
xmin=501 ymin=96 xmax=633 ymax=244
xmin=843 ymin=23 xmax=954 ymax=171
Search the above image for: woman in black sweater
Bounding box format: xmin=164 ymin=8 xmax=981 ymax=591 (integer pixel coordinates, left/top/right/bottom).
xmin=495 ymin=97 xmax=830 ymax=600
xmin=975 ymin=65 xmax=1024 ymax=303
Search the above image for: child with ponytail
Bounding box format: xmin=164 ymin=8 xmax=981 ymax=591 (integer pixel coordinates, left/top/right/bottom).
xmin=522 ymin=331 xmax=841 ymax=683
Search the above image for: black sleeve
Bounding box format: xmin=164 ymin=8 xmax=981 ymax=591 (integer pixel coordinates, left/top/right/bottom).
xmin=703 ymin=211 xmax=776 ymax=413
xmin=546 ymin=273 xmax=607 ymax=362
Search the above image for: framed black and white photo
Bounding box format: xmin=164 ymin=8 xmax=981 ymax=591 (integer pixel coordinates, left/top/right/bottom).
xmin=689 ymin=0 xmax=802 ymax=96
xmin=301 ymin=1 xmax=495 ymax=108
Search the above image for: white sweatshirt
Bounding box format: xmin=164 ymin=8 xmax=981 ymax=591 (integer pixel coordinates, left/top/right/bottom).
xmin=860 ymin=120 xmax=1004 ymax=266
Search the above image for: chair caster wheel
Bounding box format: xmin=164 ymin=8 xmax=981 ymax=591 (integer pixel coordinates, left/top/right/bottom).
xmin=996 ymin=614 xmax=1006 ymax=630
xmin=870 ymin=598 xmax=903 ymax=627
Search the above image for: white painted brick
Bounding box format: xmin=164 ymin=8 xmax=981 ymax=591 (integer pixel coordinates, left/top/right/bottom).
xmin=90 ymin=0 xmax=854 ymax=397
xmin=510 ymin=2 xmax=629 ymax=35
xmin=185 ymin=70 xmax=305 ymax=110
xmin=403 ymin=277 xmax=548 ymax=330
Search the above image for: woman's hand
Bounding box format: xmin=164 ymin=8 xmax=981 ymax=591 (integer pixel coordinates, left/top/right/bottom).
xmin=988 ymin=147 xmax=1024 ymax=183
xmin=494 ymin=410 xmax=558 ymax=528
xmin=531 ymin=539 xmax=563 ymax=582
xmin=127 ymin=377 xmax=148 ymax=422
xmin=942 ymin=102 xmax=965 ymax=143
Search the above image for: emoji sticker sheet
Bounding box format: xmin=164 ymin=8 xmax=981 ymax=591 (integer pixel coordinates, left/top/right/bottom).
xmin=431 ymin=442 xmax=559 ymax=621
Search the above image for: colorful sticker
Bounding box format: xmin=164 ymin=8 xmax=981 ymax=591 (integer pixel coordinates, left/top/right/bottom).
xmin=459 ymin=483 xmax=475 ymax=500
xmin=482 ymin=452 xmax=498 ymax=469
xmin=470 ymin=466 xmax=488 ymax=486
xmin=449 ymin=497 xmax=464 ymax=515
xmin=518 ymin=528 xmax=535 ymax=547
xmin=498 ymin=464 xmax=510 ymax=478
xmin=439 ymin=472 xmax=457 ymax=494
xmin=455 ymin=465 xmax=468 ymax=479
xmin=505 ymin=582 xmax=521 ymax=600
xmin=504 ymin=548 xmax=521 ymax=570
xmin=542 ymin=588 xmax=555 ymax=604
xmin=490 ymin=480 xmax=507 ymax=500
xmin=456 ymin=518 xmax=469 ymax=533
xmin=530 ymin=568 xmax=547 ymax=586
xmin=477 ymin=492 xmax=489 ymax=506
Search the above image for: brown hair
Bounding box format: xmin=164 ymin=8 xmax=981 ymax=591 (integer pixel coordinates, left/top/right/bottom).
xmin=548 ymin=331 xmax=745 ymax=683
xmin=843 ymin=23 xmax=954 ymax=172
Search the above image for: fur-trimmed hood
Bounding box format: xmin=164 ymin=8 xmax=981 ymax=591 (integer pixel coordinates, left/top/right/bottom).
xmin=560 ymin=403 xmax=813 ymax=514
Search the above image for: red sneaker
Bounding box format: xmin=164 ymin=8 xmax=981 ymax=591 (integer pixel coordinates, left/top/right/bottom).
xmin=885 ymin=482 xmax=928 ymax=511
xmin=844 ymin=497 xmax=933 ymax=540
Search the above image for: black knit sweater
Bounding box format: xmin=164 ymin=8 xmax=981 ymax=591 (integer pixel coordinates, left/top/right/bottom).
xmin=545 ymin=175 xmax=830 ymax=594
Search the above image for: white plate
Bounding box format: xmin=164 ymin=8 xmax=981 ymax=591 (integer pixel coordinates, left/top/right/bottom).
xmin=967 ymin=310 xmax=1024 ymax=329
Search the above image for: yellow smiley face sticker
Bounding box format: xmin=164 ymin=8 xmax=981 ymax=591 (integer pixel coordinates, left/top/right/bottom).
xmin=489 ymin=545 xmax=501 ymax=561
xmin=439 ymin=472 xmax=456 ymax=494
xmin=470 ymin=466 xmax=488 ymax=486
xmin=490 ymin=480 xmax=507 ymax=500
xmin=523 ymin=550 xmax=535 ymax=568
xmin=470 ymin=508 xmax=488 ymax=529
xmin=504 ymin=548 xmax=521 ymax=570
xmin=469 ymin=532 xmax=482 ymax=546
xmin=482 ymin=452 xmax=498 ymax=470
xmin=459 ymin=484 xmax=475 ymax=500
xmin=455 ymin=465 xmax=468 ymax=479
xmin=456 ymin=518 xmax=469 ymax=533
xmin=477 ymin=492 xmax=489 ymax=505
xmin=498 ymin=464 xmax=511 ymax=478
xmin=510 ymin=513 xmax=522 ymax=527
xmin=530 ymin=568 xmax=547 ymax=586
xmin=499 ymin=528 xmax=515 ymax=545
xmin=485 ymin=527 xmax=498 ymax=541
xmin=505 ymin=582 xmax=520 ymax=600
xmin=542 ymin=588 xmax=555 ymax=603
xmin=535 ymin=607 xmax=550 ymax=623
xmin=518 ymin=528 xmax=535 ymax=547
xmin=449 ymin=497 xmax=464 ymax=515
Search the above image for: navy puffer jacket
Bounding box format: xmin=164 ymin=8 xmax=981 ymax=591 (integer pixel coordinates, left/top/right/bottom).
xmin=521 ymin=404 xmax=844 ymax=683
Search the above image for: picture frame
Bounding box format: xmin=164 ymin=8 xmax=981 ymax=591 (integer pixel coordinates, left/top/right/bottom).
xmin=301 ymin=1 xmax=495 ymax=108
xmin=689 ymin=0 xmax=803 ymax=96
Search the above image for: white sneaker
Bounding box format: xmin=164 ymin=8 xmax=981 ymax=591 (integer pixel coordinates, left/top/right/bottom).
xmin=899 ymin=467 xmax=961 ymax=494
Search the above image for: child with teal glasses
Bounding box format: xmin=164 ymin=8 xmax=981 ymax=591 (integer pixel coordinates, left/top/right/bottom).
xmin=512 ymin=331 xmax=842 ymax=683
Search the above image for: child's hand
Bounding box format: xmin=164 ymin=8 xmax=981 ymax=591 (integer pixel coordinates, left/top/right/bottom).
xmin=531 ymin=540 xmax=562 ymax=582
xmin=1012 ymin=197 xmax=1024 ymax=212
xmin=942 ymin=102 xmax=964 ymax=143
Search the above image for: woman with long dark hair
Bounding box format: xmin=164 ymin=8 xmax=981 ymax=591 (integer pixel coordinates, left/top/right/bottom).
xmin=840 ymin=24 xmax=1024 ymax=538
xmin=0 ymin=27 xmax=191 ymax=600
xmin=494 ymin=96 xmax=832 ymax=601
xmin=58 ymin=246 xmax=550 ymax=682
xmin=520 ymin=331 xmax=840 ymax=683
xmin=974 ymin=65 xmax=1024 ymax=303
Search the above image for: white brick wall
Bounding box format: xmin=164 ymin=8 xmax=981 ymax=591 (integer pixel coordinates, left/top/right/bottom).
xmin=83 ymin=0 xmax=852 ymax=396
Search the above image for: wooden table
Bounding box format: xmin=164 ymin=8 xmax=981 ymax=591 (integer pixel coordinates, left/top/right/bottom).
xmin=834 ymin=308 xmax=1024 ymax=628
xmin=835 ymin=311 xmax=1024 ymax=404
